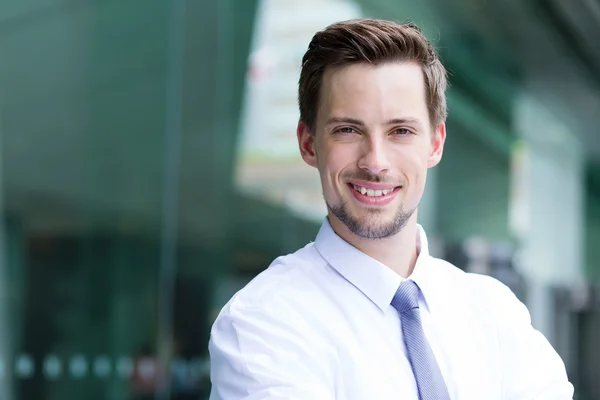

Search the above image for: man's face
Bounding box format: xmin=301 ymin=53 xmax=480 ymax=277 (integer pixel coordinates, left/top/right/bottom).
xmin=297 ymin=62 xmax=446 ymax=239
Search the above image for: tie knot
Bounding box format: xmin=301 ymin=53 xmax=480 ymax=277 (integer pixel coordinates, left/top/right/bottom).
xmin=391 ymin=280 xmax=420 ymax=313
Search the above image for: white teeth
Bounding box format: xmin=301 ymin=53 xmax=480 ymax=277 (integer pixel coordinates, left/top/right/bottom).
xmin=353 ymin=185 xmax=394 ymax=197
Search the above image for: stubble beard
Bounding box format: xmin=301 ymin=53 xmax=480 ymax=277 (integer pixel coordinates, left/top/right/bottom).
xmin=326 ymin=197 xmax=416 ymax=239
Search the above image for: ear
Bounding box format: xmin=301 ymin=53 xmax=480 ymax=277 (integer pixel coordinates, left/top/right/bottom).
xmin=427 ymin=122 xmax=446 ymax=168
xmin=297 ymin=121 xmax=318 ymax=168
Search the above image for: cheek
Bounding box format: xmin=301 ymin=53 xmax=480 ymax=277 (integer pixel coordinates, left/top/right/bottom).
xmin=396 ymin=152 xmax=428 ymax=189
xmin=323 ymin=146 xmax=353 ymax=175
xmin=408 ymin=158 xmax=429 ymax=195
xmin=396 ymin=148 xmax=425 ymax=171
xmin=315 ymin=148 xmax=338 ymax=190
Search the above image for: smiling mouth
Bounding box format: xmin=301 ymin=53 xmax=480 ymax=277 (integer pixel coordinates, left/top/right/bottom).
xmin=350 ymin=184 xmax=401 ymax=197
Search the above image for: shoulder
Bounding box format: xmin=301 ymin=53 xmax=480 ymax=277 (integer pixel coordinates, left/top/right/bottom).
xmin=209 ymin=242 xmax=335 ymax=363
xmin=214 ymin=242 xmax=328 ymax=322
xmin=430 ymin=256 xmax=517 ymax=296
xmin=464 ymin=270 xmax=525 ymax=315
xmin=429 ymin=256 xmax=528 ymax=320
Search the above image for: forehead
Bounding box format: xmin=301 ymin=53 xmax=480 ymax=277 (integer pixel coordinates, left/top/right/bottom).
xmin=318 ymin=62 xmax=428 ymax=123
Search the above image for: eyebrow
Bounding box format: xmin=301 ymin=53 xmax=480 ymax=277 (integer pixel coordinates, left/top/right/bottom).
xmin=325 ymin=116 xmax=422 ymax=126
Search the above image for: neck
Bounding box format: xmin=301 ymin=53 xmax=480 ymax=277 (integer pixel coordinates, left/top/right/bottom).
xmin=327 ymin=212 xmax=420 ymax=278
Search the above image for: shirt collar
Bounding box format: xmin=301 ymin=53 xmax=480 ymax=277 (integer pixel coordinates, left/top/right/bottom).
xmin=314 ymin=218 xmax=435 ymax=313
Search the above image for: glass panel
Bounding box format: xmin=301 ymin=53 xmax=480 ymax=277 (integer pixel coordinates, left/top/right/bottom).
xmin=0 ymin=0 xmax=200 ymax=399
xmin=0 ymin=0 xmax=265 ymax=397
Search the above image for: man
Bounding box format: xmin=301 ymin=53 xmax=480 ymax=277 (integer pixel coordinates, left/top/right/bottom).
xmin=209 ymin=19 xmax=574 ymax=399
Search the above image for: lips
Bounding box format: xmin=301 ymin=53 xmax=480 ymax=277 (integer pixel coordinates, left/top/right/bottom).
xmin=351 ymin=184 xmax=395 ymax=197
xmin=347 ymin=183 xmax=401 ymax=206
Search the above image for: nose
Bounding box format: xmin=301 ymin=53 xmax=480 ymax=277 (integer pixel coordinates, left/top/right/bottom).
xmin=358 ymin=135 xmax=391 ymax=175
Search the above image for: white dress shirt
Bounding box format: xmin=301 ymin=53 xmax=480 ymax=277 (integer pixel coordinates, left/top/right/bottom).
xmin=209 ymin=219 xmax=574 ymax=399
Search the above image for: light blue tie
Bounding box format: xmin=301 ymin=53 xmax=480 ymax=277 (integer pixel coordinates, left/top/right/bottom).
xmin=391 ymin=280 xmax=451 ymax=400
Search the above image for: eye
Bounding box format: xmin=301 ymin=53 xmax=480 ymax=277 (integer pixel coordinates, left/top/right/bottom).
xmin=393 ymin=128 xmax=412 ymax=136
xmin=338 ymin=127 xmax=357 ymax=135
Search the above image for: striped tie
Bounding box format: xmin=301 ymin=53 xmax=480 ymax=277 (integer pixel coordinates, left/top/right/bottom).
xmin=391 ymin=280 xmax=451 ymax=400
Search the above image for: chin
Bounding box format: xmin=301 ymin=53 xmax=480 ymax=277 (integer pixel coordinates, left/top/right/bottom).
xmin=328 ymin=190 xmax=416 ymax=239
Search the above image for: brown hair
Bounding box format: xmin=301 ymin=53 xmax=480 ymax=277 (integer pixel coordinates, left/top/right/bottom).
xmin=298 ymin=19 xmax=448 ymax=133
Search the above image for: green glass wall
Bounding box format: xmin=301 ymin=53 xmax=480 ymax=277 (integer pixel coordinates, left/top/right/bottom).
xmin=0 ymin=0 xmax=287 ymax=399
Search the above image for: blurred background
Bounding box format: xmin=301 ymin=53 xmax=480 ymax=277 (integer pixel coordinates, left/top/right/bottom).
xmin=0 ymin=0 xmax=599 ymax=398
